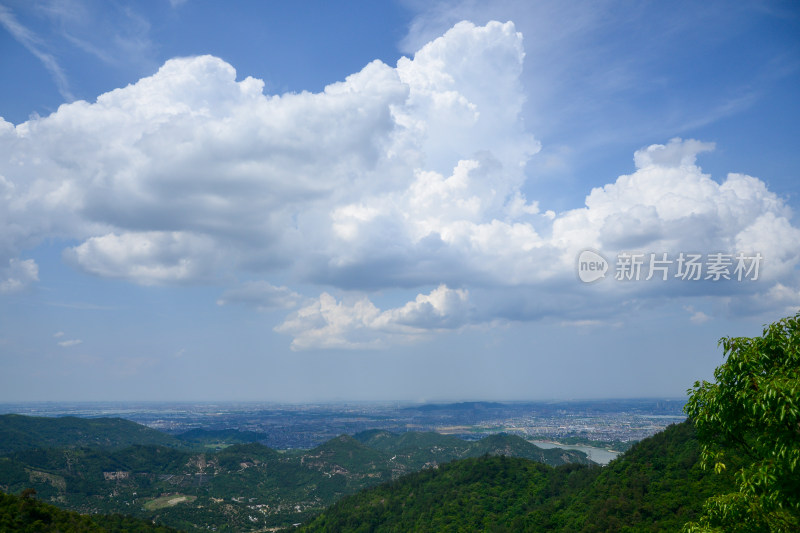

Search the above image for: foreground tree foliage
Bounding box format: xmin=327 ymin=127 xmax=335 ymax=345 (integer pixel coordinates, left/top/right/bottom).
xmin=684 ymin=312 xmax=800 ymax=532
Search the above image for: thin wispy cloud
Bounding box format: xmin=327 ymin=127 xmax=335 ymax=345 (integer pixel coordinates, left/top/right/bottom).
xmin=217 ymin=282 xmax=303 ymax=311
xmin=46 ymin=301 xmax=119 ymax=311
xmin=58 ymin=339 xmax=82 ymax=347
xmin=0 ymin=4 xmax=74 ymax=101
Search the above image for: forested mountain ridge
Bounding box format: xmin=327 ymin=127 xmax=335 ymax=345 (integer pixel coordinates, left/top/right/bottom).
xmin=353 ymin=429 xmax=591 ymax=470
xmin=298 ymin=421 xmax=735 ymax=532
xmin=0 ymin=418 xmax=589 ymax=531
xmin=0 ymin=420 xmax=740 ymax=532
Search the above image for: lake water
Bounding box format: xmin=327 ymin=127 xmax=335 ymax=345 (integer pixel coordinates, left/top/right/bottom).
xmin=532 ymin=441 xmax=621 ymax=465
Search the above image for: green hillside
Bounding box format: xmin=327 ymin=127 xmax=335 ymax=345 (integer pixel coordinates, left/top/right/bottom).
xmin=353 ymin=429 xmax=592 ymax=470
xmin=546 ymin=421 xmax=734 ymax=532
xmin=298 ymin=454 xmax=588 ymax=532
xmin=353 ymin=430 xmax=474 ymax=470
xmin=299 ymin=421 xmax=734 ymax=532
xmin=354 ymin=429 xmax=466 ymax=453
xmin=0 ymin=421 xmax=591 ymax=531
xmin=463 ymin=433 xmax=591 ymax=466
xmin=0 ymin=415 xmax=181 ymax=454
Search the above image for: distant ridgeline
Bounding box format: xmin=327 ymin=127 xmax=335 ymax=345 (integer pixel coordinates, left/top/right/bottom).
xmin=173 ymin=428 xmax=267 ymax=447
xmin=0 ymin=414 xmax=589 ymax=531
xmin=0 ymin=414 xmax=268 ymax=455
xmin=401 ymin=400 xmax=509 ymax=412
xmin=0 ymin=414 xmax=182 ymax=455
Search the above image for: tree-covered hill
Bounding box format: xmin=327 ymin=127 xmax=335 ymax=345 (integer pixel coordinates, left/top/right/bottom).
xmin=0 ymin=415 xmax=182 ymax=454
xmin=307 ymin=434 xmax=388 ymax=469
xmin=298 ymin=421 xmax=734 ymax=532
xmin=300 ymin=455 xmax=558 ymax=532
xmin=353 ymin=429 xmax=592 ymax=470
xmin=546 ymin=421 xmax=734 ymax=532
xmin=354 ymin=430 xmax=482 ymax=471
xmin=465 ymin=433 xmax=590 ymax=466
xmin=354 ymin=429 xmax=466 ymax=453
xmin=0 ymin=420 xmax=591 ymax=531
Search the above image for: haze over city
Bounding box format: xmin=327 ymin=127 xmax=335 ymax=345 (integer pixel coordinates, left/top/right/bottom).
xmin=1 ymin=0 xmax=798 ymax=402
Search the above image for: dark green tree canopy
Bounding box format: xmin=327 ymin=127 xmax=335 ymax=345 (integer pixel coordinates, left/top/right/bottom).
xmin=684 ymin=312 xmax=800 ymax=532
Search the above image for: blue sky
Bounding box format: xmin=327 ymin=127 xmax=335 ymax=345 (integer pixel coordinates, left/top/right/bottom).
xmin=0 ymin=0 xmax=798 ymax=402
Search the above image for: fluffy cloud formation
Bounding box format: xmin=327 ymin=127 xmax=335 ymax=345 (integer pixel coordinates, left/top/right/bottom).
xmin=0 ymin=21 xmax=534 ymax=287
xmin=63 ymin=231 xmax=224 ymax=285
xmin=0 ymin=20 xmax=798 ymax=349
xmin=275 ymin=285 xmax=471 ymax=350
xmin=551 ymin=138 xmax=800 ymax=277
xmin=0 ymin=258 xmax=38 ymax=293
xmin=328 ymin=137 xmax=799 ymax=287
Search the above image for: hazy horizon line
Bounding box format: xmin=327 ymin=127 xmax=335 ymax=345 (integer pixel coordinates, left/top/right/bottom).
xmin=0 ymin=397 xmax=688 ymax=407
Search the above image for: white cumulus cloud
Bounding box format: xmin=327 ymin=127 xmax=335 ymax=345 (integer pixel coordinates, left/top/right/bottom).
xmin=63 ymin=231 xmax=225 ymax=285
xmin=275 ymin=285 xmax=472 ymax=350
xmin=550 ymin=138 xmax=799 ymax=280
xmin=0 ymin=19 xmax=798 ymax=349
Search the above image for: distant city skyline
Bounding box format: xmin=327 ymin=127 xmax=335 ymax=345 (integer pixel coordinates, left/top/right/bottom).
xmin=0 ymin=0 xmax=798 ymax=401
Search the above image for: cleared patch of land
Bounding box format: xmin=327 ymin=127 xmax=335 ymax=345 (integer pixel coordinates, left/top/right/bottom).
xmin=143 ymin=494 xmax=197 ymax=510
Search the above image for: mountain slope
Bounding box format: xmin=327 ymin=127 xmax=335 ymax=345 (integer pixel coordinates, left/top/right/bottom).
xmin=298 ymin=455 xmax=574 ymax=532
xmin=299 ymin=421 xmax=734 ymax=532
xmin=549 ymin=421 xmax=735 ymax=532
xmin=353 ymin=429 xmax=591 ymax=469
xmin=464 ymin=433 xmax=591 ymax=466
xmin=0 ymin=417 xmax=593 ymax=531
xmin=353 ymin=429 xmax=465 ymax=452
xmin=354 ymin=430 xmax=472 ymax=470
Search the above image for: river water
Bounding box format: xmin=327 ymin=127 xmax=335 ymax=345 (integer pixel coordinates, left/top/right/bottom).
xmin=532 ymin=441 xmax=621 ymax=465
